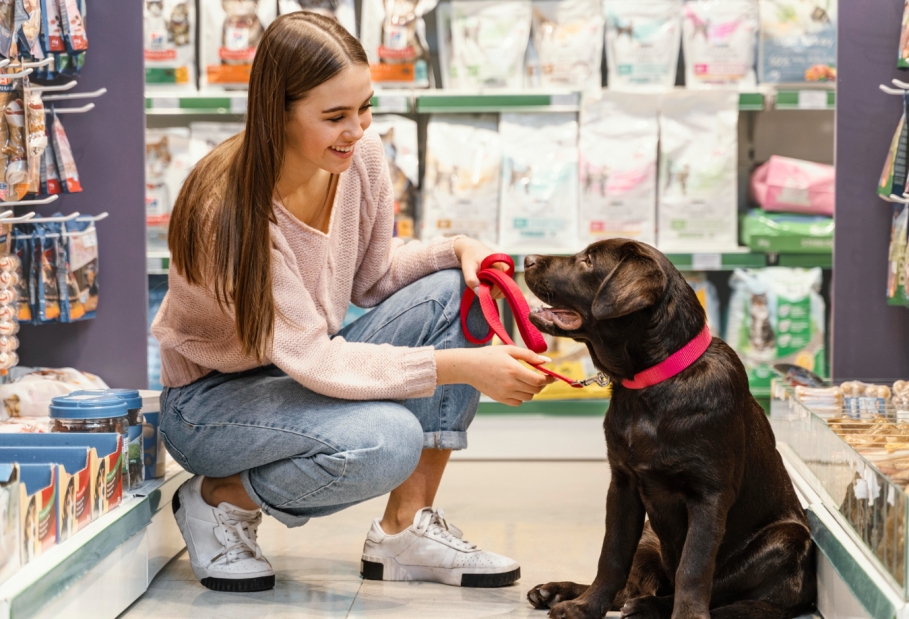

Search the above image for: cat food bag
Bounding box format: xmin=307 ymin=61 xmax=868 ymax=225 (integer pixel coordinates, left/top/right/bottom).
xmin=370 ymin=116 xmax=418 ymax=239
xmin=421 ymin=114 xmax=501 ymax=246
xmin=64 ymin=218 xmax=97 ymax=319
xmin=447 ymin=0 xmax=531 ymax=90
xmin=144 ymin=0 xmax=196 ymax=89
xmin=200 ymin=0 xmax=276 ymax=89
xmin=758 ymin=0 xmax=836 ymax=83
xmin=499 ymin=112 xmax=579 ymax=252
xmin=529 ymin=0 xmax=604 ymax=93
xmin=658 ymin=90 xmax=738 ymax=251
xmin=189 ymin=121 xmax=243 ymax=162
xmin=146 ymin=128 xmax=191 ymax=251
xmin=49 ymin=109 xmax=80 ymax=193
xmin=360 ymin=0 xmax=437 ymax=88
xmin=579 ymin=92 xmax=659 ymax=246
xmin=879 ymin=94 xmax=909 ymax=202
xmin=726 ymin=267 xmax=826 ymax=391
xmin=682 ymin=0 xmax=758 ymax=89
xmin=278 ymin=0 xmax=356 ymax=36
xmin=604 ymin=0 xmax=682 ymax=91
xmin=684 ymin=272 xmax=721 ymax=335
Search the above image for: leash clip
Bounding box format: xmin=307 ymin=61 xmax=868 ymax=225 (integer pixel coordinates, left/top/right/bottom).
xmin=571 ymin=372 xmax=612 ymax=388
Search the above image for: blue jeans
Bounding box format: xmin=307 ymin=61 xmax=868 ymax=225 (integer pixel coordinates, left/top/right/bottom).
xmin=159 ymin=270 xmax=485 ymax=527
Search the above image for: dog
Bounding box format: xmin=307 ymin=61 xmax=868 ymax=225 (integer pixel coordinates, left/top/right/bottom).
xmin=523 ymin=239 xmax=815 ymax=619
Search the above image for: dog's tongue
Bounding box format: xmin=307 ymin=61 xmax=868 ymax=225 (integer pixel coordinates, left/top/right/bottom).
xmin=532 ymin=306 xmax=582 ymax=330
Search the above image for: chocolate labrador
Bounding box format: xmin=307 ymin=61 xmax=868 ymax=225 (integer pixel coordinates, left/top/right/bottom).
xmin=523 ymin=239 xmax=815 ymax=619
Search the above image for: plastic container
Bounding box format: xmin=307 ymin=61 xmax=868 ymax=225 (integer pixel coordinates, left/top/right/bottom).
xmin=71 ymin=389 xmax=145 ymax=489
xmin=140 ymin=390 xmax=165 ymax=480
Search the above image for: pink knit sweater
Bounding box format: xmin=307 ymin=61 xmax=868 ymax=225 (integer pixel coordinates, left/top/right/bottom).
xmin=151 ymin=129 xmax=461 ymax=400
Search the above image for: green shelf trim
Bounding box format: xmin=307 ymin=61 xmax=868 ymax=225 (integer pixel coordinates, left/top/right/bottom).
xmin=777 ymin=253 xmax=833 ymax=268
xmin=478 ymin=399 xmax=608 ymax=416
xmin=738 ymin=92 xmax=766 ymax=111
xmin=664 ymin=252 xmax=767 ymax=270
xmin=416 ymin=93 xmax=578 ymax=113
xmin=775 ymin=89 xmax=835 ymax=110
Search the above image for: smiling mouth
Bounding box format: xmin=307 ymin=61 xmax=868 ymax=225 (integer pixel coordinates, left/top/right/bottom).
xmin=330 ymin=145 xmax=354 ymax=153
xmin=530 ymin=306 xmax=582 ymax=330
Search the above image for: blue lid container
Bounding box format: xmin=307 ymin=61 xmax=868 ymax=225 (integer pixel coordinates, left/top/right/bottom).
xmin=49 ymin=394 xmax=128 ymax=420
xmin=71 ymin=389 xmax=142 ymax=411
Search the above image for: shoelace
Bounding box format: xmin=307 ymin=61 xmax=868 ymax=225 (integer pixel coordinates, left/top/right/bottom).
xmin=414 ymin=508 xmax=476 ymax=552
xmin=211 ymin=509 xmax=264 ymax=565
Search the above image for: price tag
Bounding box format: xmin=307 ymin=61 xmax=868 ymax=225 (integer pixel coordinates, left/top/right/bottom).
xmin=798 ymin=91 xmax=828 ymax=110
xmin=230 ymin=97 xmax=247 ymax=114
xmin=151 ymin=97 xmax=179 ymax=109
xmin=375 ymin=95 xmax=409 ymax=114
xmin=550 ymin=93 xmax=578 ymax=107
xmin=692 ymin=253 xmax=722 ymax=270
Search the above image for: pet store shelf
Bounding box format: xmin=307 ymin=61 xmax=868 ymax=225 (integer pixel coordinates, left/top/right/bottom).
xmin=773 ymin=88 xmax=836 ymax=111
xmin=415 ymin=91 xmax=581 ymax=113
xmin=144 ymin=90 xmax=414 ymax=115
xmin=775 ymin=253 xmax=834 ymax=269
xmin=147 ymin=249 xmax=170 ymax=275
xmin=0 ymin=465 xmax=190 ymax=619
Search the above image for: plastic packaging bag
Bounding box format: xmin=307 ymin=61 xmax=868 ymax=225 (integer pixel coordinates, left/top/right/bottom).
xmin=360 ymin=0 xmax=437 ymax=88
xmin=448 ymin=0 xmax=531 ymax=90
xmin=682 ymin=0 xmax=758 ymax=89
xmin=741 ymin=209 xmax=833 ymax=254
xmin=17 ymin=0 xmax=43 ymax=60
xmin=9 ymin=228 xmax=29 ymax=323
xmin=891 ymin=204 xmax=909 ymax=302
xmin=879 ymin=94 xmax=909 ymax=202
xmin=278 ymin=0 xmax=355 ymax=35
xmin=200 ymin=0 xmax=276 ymax=89
xmin=758 ymin=0 xmax=836 ymax=83
xmin=0 ymin=367 xmax=107 ymax=419
xmin=64 ymin=217 xmax=97 ymax=319
xmin=146 ymin=128 xmax=191 ymax=252
xmin=579 ymin=92 xmax=659 ymax=246
xmin=189 ymin=121 xmax=243 ymax=162
xmin=658 ymin=90 xmax=738 ymax=250
xmin=604 ymin=0 xmax=682 ymax=91
xmin=49 ymin=109 xmax=80 ymax=193
xmin=370 ymin=116 xmax=418 ymax=239
xmin=421 ymin=114 xmax=501 ymax=246
xmin=528 ymin=0 xmax=604 ymax=93
xmin=751 ymin=155 xmax=834 ymax=216
xmin=144 ymin=0 xmax=196 ymax=89
xmin=901 ymin=1 xmax=909 ymax=69
xmin=499 ymin=112 xmax=579 ymax=252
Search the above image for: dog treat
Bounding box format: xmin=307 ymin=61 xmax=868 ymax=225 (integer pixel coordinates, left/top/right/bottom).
xmin=3 ymin=98 xmax=26 ymax=190
xmin=50 ymin=109 xmax=80 ymax=193
xmin=421 ymin=114 xmax=500 ymax=246
xmin=33 ymin=224 xmax=61 ymax=323
xmin=499 ymin=112 xmax=579 ymax=252
xmin=58 ymin=0 xmax=87 ymax=53
xmin=879 ymin=94 xmax=909 ymax=202
xmin=528 ymin=0 xmax=604 ymax=93
xmin=39 ymin=133 xmax=60 ymax=195
xmin=0 ymin=0 xmax=14 ymax=58
xmin=10 ymin=227 xmax=29 ymax=322
xmin=682 ymin=0 xmax=758 ymax=89
xmin=200 ymin=0 xmax=276 ymax=89
xmin=658 ymin=90 xmax=739 ymax=251
xmin=361 ymin=0 xmax=436 ymax=88
xmin=39 ymin=0 xmax=64 ymax=54
xmin=145 ymin=128 xmax=191 ymax=252
xmin=579 ymin=92 xmax=659 ymax=246
xmin=144 ymin=0 xmax=196 ymax=89
xmin=604 ymin=0 xmax=681 ymax=91
xmin=64 ymin=217 xmax=98 ymax=319
xmin=370 ymin=116 xmax=418 ymax=240
xmin=278 ymin=0 xmax=356 ymax=35
xmin=17 ymin=0 xmax=43 ymax=60
xmin=758 ymin=0 xmax=836 ymax=83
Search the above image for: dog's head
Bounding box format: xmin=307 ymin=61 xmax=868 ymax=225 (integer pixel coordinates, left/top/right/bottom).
xmin=524 ymin=239 xmax=705 ymax=380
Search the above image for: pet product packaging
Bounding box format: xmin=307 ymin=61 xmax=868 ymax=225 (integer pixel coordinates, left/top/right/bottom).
xmin=1 ymin=91 xmax=29 ymax=201
xmin=144 ymin=0 xmax=196 ymax=88
xmin=448 ymin=0 xmax=532 ymax=90
xmin=500 ymin=112 xmax=579 ymax=252
xmin=758 ymin=0 xmax=836 ymax=83
xmin=604 ymin=0 xmax=682 ymax=91
xmin=360 ymin=0 xmax=437 ymax=88
xmin=528 ymin=0 xmax=604 ymax=93
xmin=579 ymin=92 xmax=659 ymax=246
xmin=901 ymin=1 xmax=909 ymax=69
xmin=59 ymin=0 xmax=87 ymax=55
xmin=421 ymin=114 xmax=501 ymax=246
xmin=741 ymin=209 xmax=833 ymax=254
xmin=49 ymin=110 xmax=81 ymax=193
xmin=140 ymin=390 xmax=165 ymax=480
xmin=15 ymin=463 xmax=57 ymax=561
xmin=279 ymin=0 xmax=356 ymax=35
xmin=726 ymin=267 xmax=826 ymax=392
xmin=751 ymin=155 xmax=834 ymax=216
xmin=890 ymin=204 xmax=909 ymax=304
xmin=10 ymin=227 xmax=30 ymax=322
xmin=0 ymin=463 xmax=19 ymax=584
xmin=40 ymin=0 xmax=64 ymax=58
xmin=370 ymin=116 xmax=418 ymax=239
xmin=33 ymin=223 xmax=62 ymax=324
xmin=71 ymin=389 xmax=145 ymax=490
xmin=146 ymin=128 xmax=191 ymax=251
xmin=64 ymin=217 xmax=99 ymax=320
xmin=658 ymin=90 xmax=739 ymax=251
xmin=879 ymin=94 xmax=909 ymax=202
xmin=200 ymin=0 xmax=276 ymax=89
xmin=17 ymin=0 xmax=44 ymax=61
xmin=0 ymin=366 xmax=108 ymax=420
xmin=189 ymin=121 xmax=244 ymax=162
xmin=683 ymin=272 xmax=721 ymax=336
xmin=40 ymin=134 xmax=61 ymax=195
xmin=682 ymin=0 xmax=759 ymax=89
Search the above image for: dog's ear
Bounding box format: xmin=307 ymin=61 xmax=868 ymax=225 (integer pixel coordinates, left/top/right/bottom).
xmin=591 ymin=248 xmax=668 ymax=320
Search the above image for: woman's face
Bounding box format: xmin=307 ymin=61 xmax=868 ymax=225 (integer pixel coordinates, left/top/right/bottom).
xmin=285 ymin=64 xmax=373 ymax=176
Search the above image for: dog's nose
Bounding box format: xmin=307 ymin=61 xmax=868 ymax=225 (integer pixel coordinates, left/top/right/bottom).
xmin=524 ymin=255 xmax=539 ymax=270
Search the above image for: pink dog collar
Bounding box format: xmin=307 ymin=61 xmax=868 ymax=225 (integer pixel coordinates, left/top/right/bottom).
xmin=622 ymin=325 xmax=713 ymax=390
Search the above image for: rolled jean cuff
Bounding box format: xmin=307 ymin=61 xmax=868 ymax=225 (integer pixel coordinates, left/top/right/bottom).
xmin=423 ymin=430 xmax=468 ymax=450
xmin=240 ymin=469 xmax=311 ymax=529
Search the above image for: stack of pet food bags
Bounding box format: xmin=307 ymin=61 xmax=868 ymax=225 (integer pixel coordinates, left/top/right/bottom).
xmin=880 ymin=87 xmax=909 ymax=307
xmin=1 ymin=0 xmax=89 ymax=78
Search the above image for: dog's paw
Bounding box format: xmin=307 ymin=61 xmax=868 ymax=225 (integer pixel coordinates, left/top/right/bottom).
xmin=527 ymin=582 xmax=588 ymax=610
xmin=621 ymin=596 xmax=673 ymax=619
xmin=546 ymin=599 xmax=603 ymax=619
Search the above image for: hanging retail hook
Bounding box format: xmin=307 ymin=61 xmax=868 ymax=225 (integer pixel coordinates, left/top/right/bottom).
xmin=0 ymin=60 xmax=10 ymax=69
xmin=75 ymin=212 xmax=108 ymax=222
xmin=45 ymin=103 xmax=95 ymax=114
xmin=16 ymin=57 xmax=53 ymax=69
xmin=42 ymin=88 xmax=106 ymax=102
xmin=889 ymin=194 xmax=909 ymax=204
xmin=0 ymin=68 xmax=33 ymax=80
xmin=1 ymin=213 xmax=37 ymax=223
xmin=0 ymin=211 xmax=14 ymax=220
xmin=31 ymin=81 xmax=77 ymax=93
xmin=0 ymin=194 xmax=59 ymax=207
xmin=893 ymin=79 xmax=909 ymax=90
xmin=880 ymin=84 xmax=908 ymax=95
xmin=26 ymin=211 xmax=81 ymax=224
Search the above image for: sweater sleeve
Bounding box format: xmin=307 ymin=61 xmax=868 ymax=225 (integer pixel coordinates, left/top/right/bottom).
xmin=350 ymin=131 xmax=463 ymax=308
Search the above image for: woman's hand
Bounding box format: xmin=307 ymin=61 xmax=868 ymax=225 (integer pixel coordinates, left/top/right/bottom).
xmin=435 ymin=347 xmax=557 ymax=407
xmin=453 ymin=237 xmax=507 ymax=300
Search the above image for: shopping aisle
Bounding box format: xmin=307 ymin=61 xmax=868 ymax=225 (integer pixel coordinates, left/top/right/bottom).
xmin=119 ymin=461 xmax=608 ymax=619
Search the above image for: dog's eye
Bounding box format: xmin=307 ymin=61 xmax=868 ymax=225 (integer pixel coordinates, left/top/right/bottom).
xmin=582 ymin=255 xmax=592 ymax=267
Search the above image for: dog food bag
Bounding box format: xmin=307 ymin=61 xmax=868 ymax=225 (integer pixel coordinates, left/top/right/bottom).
xmin=529 ymin=0 xmax=604 ymax=93
xmin=49 ymin=109 xmax=80 ymax=193
xmin=188 ymin=121 xmax=244 ymax=163
xmin=758 ymin=0 xmax=836 ymax=83
xmin=200 ymin=0 xmax=276 ymax=90
xmin=658 ymin=90 xmax=739 ymax=251
xmin=448 ymin=0 xmax=532 ymax=90
xmin=879 ymin=94 xmax=909 ymax=202
xmin=500 ymin=112 xmax=579 ymax=252
xmin=370 ymin=116 xmax=418 ymax=240
xmin=726 ymin=267 xmax=826 ymax=392
xmin=421 ymin=115 xmax=501 ymax=247
xmin=603 ymin=0 xmax=682 ymax=91
xmin=683 ymin=272 xmax=721 ymax=336
xmin=144 ymin=0 xmax=196 ymax=89
xmin=361 ymin=0 xmax=437 ymax=88
xmin=682 ymin=0 xmax=759 ymax=89
xmin=579 ymin=92 xmax=659 ymax=246
xmin=279 ymin=0 xmax=356 ymax=35
xmin=146 ymin=128 xmax=191 ymax=252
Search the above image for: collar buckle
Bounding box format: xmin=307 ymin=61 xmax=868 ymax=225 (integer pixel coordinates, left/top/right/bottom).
xmin=572 ymin=372 xmax=612 ymax=388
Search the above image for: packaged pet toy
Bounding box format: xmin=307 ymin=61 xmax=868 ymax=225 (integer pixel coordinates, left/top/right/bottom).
xmin=64 ymin=217 xmax=97 ymax=319
xmin=579 ymin=92 xmax=659 ymax=246
xmin=361 ymin=0 xmax=437 ymax=88
xmin=144 ymin=0 xmax=196 ymax=89
xmin=145 ymin=128 xmax=191 ymax=251
xmin=369 ymin=116 xmax=418 ymax=239
xmin=421 ymin=114 xmax=501 ymax=246
xmin=49 ymin=109 xmax=80 ymax=193
xmin=200 ymin=0 xmax=276 ymax=89
xmin=528 ymin=0 xmax=604 ymax=93
xmin=604 ymin=0 xmax=682 ymax=91
xmin=758 ymin=0 xmax=836 ymax=83
xmin=682 ymin=0 xmax=759 ymax=89
xmin=278 ymin=0 xmax=356 ymax=36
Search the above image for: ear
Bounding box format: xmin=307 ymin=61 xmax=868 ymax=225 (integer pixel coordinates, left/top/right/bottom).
xmin=591 ymin=248 xmax=668 ymax=320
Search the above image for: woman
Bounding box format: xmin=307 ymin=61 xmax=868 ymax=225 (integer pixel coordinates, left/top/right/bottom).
xmin=152 ymin=13 xmax=554 ymax=593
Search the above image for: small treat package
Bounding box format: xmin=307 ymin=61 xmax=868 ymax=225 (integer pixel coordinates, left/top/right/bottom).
xmin=64 ymin=217 xmax=98 ymax=319
xmin=889 ymin=204 xmax=909 ymax=303
xmin=879 ymin=93 xmax=909 ymax=202
xmin=33 ymin=224 xmax=61 ymax=324
xmin=369 ymin=116 xmax=418 ymax=239
xmin=189 ymin=121 xmax=244 ymax=162
xmin=39 ymin=133 xmax=61 ymax=195
xmin=0 ymin=0 xmax=15 ymax=59
xmin=58 ymin=0 xmax=87 ymax=55
xmin=278 ymin=0 xmax=356 ymax=35
xmin=528 ymin=0 xmax=604 ymax=93
xmin=2 ymin=95 xmax=28 ymax=199
xmin=841 ymin=381 xmax=891 ymax=419
xmin=604 ymin=0 xmax=682 ymax=91
xmin=682 ymin=0 xmax=759 ymax=89
xmin=49 ymin=109 xmax=81 ymax=193
xmin=10 ymin=225 xmax=31 ymax=323
xmin=758 ymin=0 xmax=836 ymax=83
xmin=200 ymin=0 xmax=276 ymax=89
xmin=145 ymin=128 xmax=191 ymax=252
xmin=16 ymin=0 xmax=44 ymax=60
xmin=144 ymin=0 xmax=196 ymax=89
xmin=39 ymin=0 xmax=64 ymax=56
xmin=25 ymin=89 xmax=46 ymax=195
xmin=360 ymin=0 xmax=437 ymax=88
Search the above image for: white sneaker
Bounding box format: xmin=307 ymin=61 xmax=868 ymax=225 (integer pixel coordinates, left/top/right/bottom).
xmin=361 ymin=507 xmax=521 ymax=587
xmin=172 ymin=475 xmax=275 ymax=592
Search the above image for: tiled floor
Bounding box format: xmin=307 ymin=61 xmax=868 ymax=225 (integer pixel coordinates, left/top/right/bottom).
xmin=119 ymin=461 xmax=611 ymax=619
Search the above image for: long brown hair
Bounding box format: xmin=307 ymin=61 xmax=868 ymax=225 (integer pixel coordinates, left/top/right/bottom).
xmin=168 ymin=13 xmax=368 ymax=360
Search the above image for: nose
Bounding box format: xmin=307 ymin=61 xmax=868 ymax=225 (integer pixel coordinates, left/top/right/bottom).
xmin=524 ymin=255 xmax=539 ymax=270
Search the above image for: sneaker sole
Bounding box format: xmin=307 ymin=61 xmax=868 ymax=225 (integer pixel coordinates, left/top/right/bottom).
xmin=360 ymin=558 xmax=520 ymax=588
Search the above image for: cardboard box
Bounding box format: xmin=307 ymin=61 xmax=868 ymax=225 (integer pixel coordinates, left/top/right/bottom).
xmin=0 ymin=463 xmax=20 ymax=585
xmin=16 ymin=463 xmax=58 ymax=562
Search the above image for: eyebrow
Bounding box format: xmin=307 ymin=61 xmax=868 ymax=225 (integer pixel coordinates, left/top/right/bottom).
xmin=321 ymin=93 xmax=375 ymax=114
